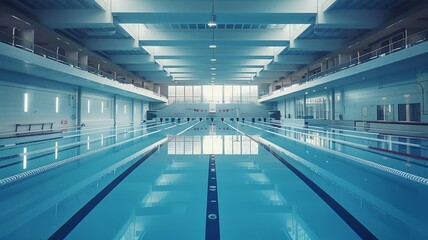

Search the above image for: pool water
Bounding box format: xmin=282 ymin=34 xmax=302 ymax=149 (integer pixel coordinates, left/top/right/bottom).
xmin=0 ymin=120 xmax=427 ymax=239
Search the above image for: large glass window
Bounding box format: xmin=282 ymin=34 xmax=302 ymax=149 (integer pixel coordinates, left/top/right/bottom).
xmin=203 ymin=85 xmax=213 ymax=102
xmin=176 ymin=86 xmax=185 ymax=103
xmin=168 ymin=86 xmax=175 ymax=103
xmin=168 ymin=85 xmax=258 ymax=104
xmin=232 ymin=85 xmax=241 ymax=103
xmin=185 ymin=86 xmax=193 ymax=103
xmin=194 ymin=86 xmax=202 ymax=102
xmin=212 ymin=85 xmax=223 ymax=103
xmin=224 ymin=86 xmax=233 ymax=103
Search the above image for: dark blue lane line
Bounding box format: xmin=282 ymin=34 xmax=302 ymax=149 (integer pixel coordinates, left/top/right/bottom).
xmin=264 ymin=147 xmax=377 ymax=239
xmin=49 ymin=145 xmax=163 ymax=240
xmin=264 ymin=126 xmax=428 ymax=168
xmin=205 ymin=154 xmax=220 ymax=240
xmin=236 ymin=130 xmax=377 ymax=240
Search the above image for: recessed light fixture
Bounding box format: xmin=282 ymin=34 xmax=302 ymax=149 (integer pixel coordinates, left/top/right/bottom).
xmin=211 ymin=77 xmax=215 ymax=80
xmin=209 ymin=44 xmax=217 ymax=49
xmin=56 ymin=37 xmax=61 ymax=41
xmin=211 ymin=67 xmax=216 ymax=71
xmin=210 ymin=58 xmax=217 ymax=62
xmin=211 ymin=73 xmax=216 ymax=76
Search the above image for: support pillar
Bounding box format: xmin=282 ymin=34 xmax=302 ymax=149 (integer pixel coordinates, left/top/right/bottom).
xmin=331 ymin=88 xmax=336 ymax=120
xmin=113 ymin=94 xmax=117 ymax=128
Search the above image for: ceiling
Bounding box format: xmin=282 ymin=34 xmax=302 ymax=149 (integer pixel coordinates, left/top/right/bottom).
xmin=2 ymin=0 xmax=428 ymax=85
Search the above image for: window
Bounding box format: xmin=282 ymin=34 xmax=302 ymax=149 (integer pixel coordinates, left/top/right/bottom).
xmin=203 ymin=85 xmax=213 ymax=102
xmin=212 ymin=85 xmax=222 ymax=103
xmin=377 ymin=105 xmax=393 ymax=121
xmin=232 ymin=86 xmax=241 ymax=103
xmin=242 ymin=86 xmax=250 ymax=102
xmin=87 ymin=100 xmax=91 ymax=113
xmin=398 ymin=103 xmax=420 ymax=122
xmin=168 ymin=86 xmax=176 ymax=103
xmin=124 ymin=104 xmax=127 ymax=115
xmin=250 ymin=86 xmax=258 ymax=99
xmin=168 ymin=85 xmax=258 ymax=103
xmin=176 ymin=86 xmax=185 ymax=103
xmin=193 ymin=86 xmax=201 ymax=102
xmin=185 ymin=86 xmax=193 ymax=103
xmin=224 ymin=86 xmax=233 ymax=103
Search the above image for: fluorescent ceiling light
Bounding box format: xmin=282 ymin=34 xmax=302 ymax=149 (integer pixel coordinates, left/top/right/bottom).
xmin=209 ymin=44 xmax=217 ymax=49
xmin=210 ymin=58 xmax=217 ymax=62
xmin=211 ymin=67 xmax=216 ymax=71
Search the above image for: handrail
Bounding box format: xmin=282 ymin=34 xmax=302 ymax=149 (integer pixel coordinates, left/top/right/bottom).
xmin=261 ymin=28 xmax=428 ymax=99
xmin=0 ymin=30 xmax=166 ymax=99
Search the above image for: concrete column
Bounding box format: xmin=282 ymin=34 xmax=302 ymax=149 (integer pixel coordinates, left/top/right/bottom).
xmin=303 ymin=95 xmax=307 ymax=118
xmin=76 ymin=87 xmax=82 ymax=127
xmin=113 ymin=94 xmax=117 ymax=127
xmin=331 ymin=88 xmax=335 ymax=120
xmin=131 ymin=98 xmax=135 ymax=124
xmin=78 ymin=53 xmax=88 ymax=70
xmin=65 ymin=50 xmax=78 ymax=66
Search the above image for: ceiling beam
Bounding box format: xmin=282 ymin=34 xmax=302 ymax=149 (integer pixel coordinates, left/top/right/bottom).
xmin=112 ymin=0 xmax=317 ymax=24
xmin=290 ymin=39 xmax=346 ymax=51
xmin=109 ymin=55 xmax=154 ymax=64
xmin=316 ymin=10 xmax=391 ymax=29
xmin=121 ymin=64 xmax=163 ymax=71
xmin=34 ymin=9 xmax=114 ymax=29
xmin=138 ymin=29 xmax=290 ymax=47
xmin=264 ymin=64 xmax=302 ymax=71
xmin=84 ymin=39 xmax=140 ymax=51
xmin=273 ymin=55 xmax=318 ymax=64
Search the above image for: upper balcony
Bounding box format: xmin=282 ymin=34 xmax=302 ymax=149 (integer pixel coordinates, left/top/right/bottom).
xmin=0 ymin=30 xmax=167 ymax=102
xmin=259 ymin=28 xmax=428 ymax=102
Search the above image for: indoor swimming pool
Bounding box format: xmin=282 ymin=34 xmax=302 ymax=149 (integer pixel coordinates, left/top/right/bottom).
xmin=0 ymin=120 xmax=427 ymax=240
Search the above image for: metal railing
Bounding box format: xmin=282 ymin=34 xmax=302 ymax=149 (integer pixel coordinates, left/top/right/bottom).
xmin=0 ymin=30 xmax=166 ymax=99
xmin=261 ymin=28 xmax=428 ymax=99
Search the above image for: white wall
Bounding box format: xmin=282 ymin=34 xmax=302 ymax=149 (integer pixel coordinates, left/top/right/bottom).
xmin=279 ymin=67 xmax=428 ymax=122
xmin=0 ymin=70 xmax=156 ymax=133
xmin=0 ymin=74 xmax=76 ymax=133
xmin=81 ymin=88 xmax=114 ymax=127
xmin=115 ymin=96 xmax=132 ymax=125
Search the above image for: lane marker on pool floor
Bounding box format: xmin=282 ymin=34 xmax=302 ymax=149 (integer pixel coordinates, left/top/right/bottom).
xmin=205 ymin=154 xmax=220 ymax=240
xmin=48 ymin=121 xmax=201 ymax=239
xmin=225 ymin=122 xmax=378 ymax=240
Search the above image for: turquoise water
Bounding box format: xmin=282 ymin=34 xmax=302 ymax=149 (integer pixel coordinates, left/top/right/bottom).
xmin=0 ymin=120 xmax=427 ymax=239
